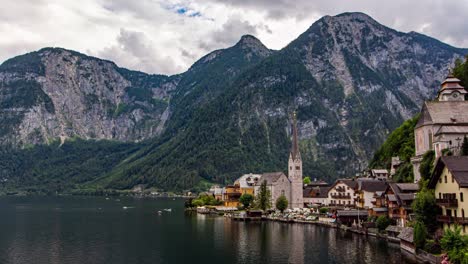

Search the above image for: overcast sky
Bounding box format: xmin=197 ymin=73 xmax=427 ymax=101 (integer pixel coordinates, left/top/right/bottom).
xmin=1 ymin=0 xmax=467 ymax=75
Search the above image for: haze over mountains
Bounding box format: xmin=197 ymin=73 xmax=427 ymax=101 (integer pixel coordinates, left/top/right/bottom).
xmin=0 ymin=12 xmax=467 ymax=192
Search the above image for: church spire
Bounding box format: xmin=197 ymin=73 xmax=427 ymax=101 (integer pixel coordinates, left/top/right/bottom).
xmin=290 ymin=111 xmax=300 ymax=160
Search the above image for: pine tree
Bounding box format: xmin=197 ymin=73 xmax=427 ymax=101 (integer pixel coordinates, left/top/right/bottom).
xmin=254 ymin=180 xmax=271 ymax=211
xmin=461 ymin=136 xmax=468 ymax=156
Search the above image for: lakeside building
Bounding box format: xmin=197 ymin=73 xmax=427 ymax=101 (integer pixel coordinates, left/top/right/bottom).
xmin=369 ymin=191 xmax=389 ymax=217
xmin=386 ymin=183 xmax=419 ymax=227
xmin=235 ymin=174 xmax=261 ymax=195
xmin=428 ymin=156 xmax=468 ymax=235
xmin=412 ymin=75 xmax=468 ymax=182
xmin=370 ymin=169 xmax=389 ymax=180
xmin=303 ymin=185 xmax=330 ymax=207
xmin=355 ymin=180 xmax=388 ymax=208
xmin=327 ymin=179 xmax=358 ymax=208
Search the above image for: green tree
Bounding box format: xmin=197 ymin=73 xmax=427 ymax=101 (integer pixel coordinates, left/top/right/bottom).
xmin=412 ymin=187 xmax=439 ymax=233
xmin=275 ymin=195 xmax=288 ymax=213
xmin=375 ymin=216 xmax=391 ymax=231
xmin=191 ymin=199 xmax=204 ymax=207
xmin=441 ymin=225 xmax=468 ymax=264
xmin=319 ymin=207 xmax=329 ymax=214
xmin=239 ymin=193 xmax=254 ymax=209
xmin=453 ymin=55 xmax=468 ymax=88
xmin=254 ymin=180 xmax=271 ymax=211
xmin=419 ymin=150 xmax=435 ymax=181
xmin=413 ymin=221 xmax=428 ymax=249
xmin=461 ymin=136 xmax=468 ymax=156
xmin=303 ymin=177 xmax=311 ymax=185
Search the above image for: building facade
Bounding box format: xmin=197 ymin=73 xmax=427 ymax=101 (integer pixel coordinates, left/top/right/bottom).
xmin=428 ymin=156 xmax=468 ymax=235
xmin=328 ymin=179 xmax=358 ymax=207
xmin=288 ymin=112 xmax=304 ymax=208
xmin=412 ymin=75 xmax=468 ymax=182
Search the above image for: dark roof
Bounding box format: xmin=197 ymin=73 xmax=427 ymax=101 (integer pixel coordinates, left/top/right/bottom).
xmin=396 ymin=183 xmax=419 ymax=192
xmin=290 ymin=113 xmax=301 ymax=160
xmin=398 ymin=227 xmax=414 ymax=243
xmin=359 ymin=180 xmax=388 ymax=192
xmin=303 ymin=186 xmax=330 ymax=198
xmin=386 ymin=225 xmax=403 ymax=233
xmin=399 ymin=193 xmax=416 ymax=201
xmin=337 ymin=210 xmax=368 ymax=217
xmin=256 ymin=172 xmax=288 ymax=186
xmin=429 ymin=156 xmax=468 ymax=188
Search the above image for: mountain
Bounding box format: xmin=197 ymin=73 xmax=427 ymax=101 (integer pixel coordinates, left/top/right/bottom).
xmin=1 ymin=12 xmax=467 ymax=192
xmin=0 ymin=47 xmax=178 ymax=145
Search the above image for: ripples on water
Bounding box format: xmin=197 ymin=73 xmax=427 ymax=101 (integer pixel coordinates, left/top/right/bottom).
xmin=0 ymin=196 xmax=414 ymax=264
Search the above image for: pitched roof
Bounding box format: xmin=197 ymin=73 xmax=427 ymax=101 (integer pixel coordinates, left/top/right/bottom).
xmin=429 ymin=156 xmax=468 ymax=188
xmin=416 ymin=101 xmax=468 ymax=128
xmin=399 ymin=193 xmax=416 ymax=201
xmin=434 ymin=125 xmax=468 ymax=136
xmin=303 ymin=186 xmax=330 ymax=198
xmin=256 ymin=172 xmax=288 ymax=186
xmin=235 ymin=174 xmax=262 ymax=188
xmin=395 ymin=183 xmax=419 ymax=192
xmin=385 ymin=225 xmax=403 ymax=233
xmin=398 ymin=227 xmax=414 ymax=243
xmin=290 ymin=112 xmax=301 ymax=160
xmin=359 ymin=180 xmax=388 ymax=193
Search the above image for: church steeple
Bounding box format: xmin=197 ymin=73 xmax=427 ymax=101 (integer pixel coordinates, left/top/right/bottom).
xmin=437 ymin=74 xmax=467 ymax=101
xmin=290 ymin=111 xmax=301 ymax=161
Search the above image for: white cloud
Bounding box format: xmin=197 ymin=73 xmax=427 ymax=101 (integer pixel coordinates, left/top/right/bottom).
xmin=0 ymin=0 xmax=467 ymax=75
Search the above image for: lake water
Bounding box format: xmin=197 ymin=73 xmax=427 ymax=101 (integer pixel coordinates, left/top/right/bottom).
xmin=0 ymin=196 xmax=414 ymax=264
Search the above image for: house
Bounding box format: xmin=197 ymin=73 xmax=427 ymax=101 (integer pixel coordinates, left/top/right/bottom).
xmin=355 ymin=179 xmax=388 ymax=208
xmin=428 ymin=156 xmax=468 ymax=235
xmin=223 ymin=185 xmax=242 ymax=207
xmin=390 ymin=157 xmax=402 ymax=177
xmin=386 ymin=183 xmax=419 ymax=227
xmin=303 ymin=185 xmax=330 ymax=207
xmin=370 ymin=169 xmax=389 ymax=180
xmin=398 ymin=227 xmax=416 ymax=254
xmin=412 ymin=75 xmax=468 ymax=182
xmin=328 ymin=179 xmax=358 ymax=208
xmin=368 ymin=190 xmax=388 ymax=217
xmin=234 ymin=173 xmax=261 ymax=195
xmin=209 ymin=185 xmax=224 ymax=201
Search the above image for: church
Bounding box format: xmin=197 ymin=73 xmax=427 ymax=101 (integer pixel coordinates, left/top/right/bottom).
xmin=412 ymin=75 xmax=468 ymax=182
xmin=253 ymin=112 xmax=304 ymax=209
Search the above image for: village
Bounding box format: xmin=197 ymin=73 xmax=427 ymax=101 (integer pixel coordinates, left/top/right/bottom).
xmin=189 ymin=75 xmax=468 ymax=264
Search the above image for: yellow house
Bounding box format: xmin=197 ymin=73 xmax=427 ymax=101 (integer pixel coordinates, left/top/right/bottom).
xmin=223 ymin=185 xmax=242 ymax=207
xmin=234 ymin=173 xmax=261 ymax=196
xmin=428 ymin=156 xmax=468 ymax=235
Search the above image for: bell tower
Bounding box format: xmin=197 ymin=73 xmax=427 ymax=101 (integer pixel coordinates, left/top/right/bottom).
xmin=437 ymin=74 xmax=467 ymax=102
xmin=288 ymin=111 xmax=304 ymax=208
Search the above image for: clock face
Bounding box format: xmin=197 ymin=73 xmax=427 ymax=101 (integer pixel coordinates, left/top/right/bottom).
xmin=453 ymin=92 xmax=459 ymax=98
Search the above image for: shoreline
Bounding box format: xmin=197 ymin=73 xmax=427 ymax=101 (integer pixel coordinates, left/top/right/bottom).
xmin=228 ymin=214 xmax=440 ymax=264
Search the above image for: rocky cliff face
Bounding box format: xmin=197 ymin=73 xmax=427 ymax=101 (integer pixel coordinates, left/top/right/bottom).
xmin=0 ymin=12 xmax=467 ymax=191
xmin=0 ymin=48 xmax=176 ymax=145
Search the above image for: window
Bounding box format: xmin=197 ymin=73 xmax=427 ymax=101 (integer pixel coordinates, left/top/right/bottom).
xmin=439 ymin=177 xmax=442 ymax=183
xmin=281 ymin=190 xmax=285 ymax=196
xmin=439 ymin=193 xmax=442 ymax=199
xmin=461 ymin=192 xmax=464 ymax=202
xmin=454 ymin=210 xmax=457 ymax=218
xmin=445 ymin=176 xmax=447 ymax=183
xmin=348 ymin=201 xmax=351 ymax=205
xmin=428 ymin=131 xmax=433 ymax=150
xmin=452 ymin=176 xmax=454 ymax=183
xmin=462 ymin=209 xmax=465 ymax=219
xmin=296 ymin=166 xmax=300 ymax=170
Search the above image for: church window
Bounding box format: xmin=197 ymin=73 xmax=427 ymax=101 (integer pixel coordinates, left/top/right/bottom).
xmin=290 ymin=166 xmax=292 ymax=170
xmin=281 ymin=190 xmax=285 ymax=196
xmin=296 ymin=166 xmax=300 ymax=170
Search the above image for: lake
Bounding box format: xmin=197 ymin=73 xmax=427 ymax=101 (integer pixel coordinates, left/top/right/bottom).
xmin=0 ymin=196 xmax=414 ymax=264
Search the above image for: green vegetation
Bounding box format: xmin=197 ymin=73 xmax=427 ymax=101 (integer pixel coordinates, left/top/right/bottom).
xmin=303 ymin=177 xmax=311 ymax=185
xmin=319 ymin=207 xmax=329 ymax=214
xmin=453 ymin=55 xmax=468 ymax=88
xmin=254 ymin=180 xmax=271 ymax=211
xmin=440 ymin=226 xmax=468 ymax=264
xmin=275 ymin=195 xmax=288 ymax=213
xmin=413 ymin=221 xmax=428 ymax=249
xmin=412 ymin=186 xmax=439 ymax=233
xmin=239 ymin=193 xmax=254 ymax=209
xmin=419 ymin=150 xmax=435 ymax=182
xmin=191 ymin=193 xmax=222 ymax=207
xmin=462 ymin=136 xmax=468 ymax=156
xmin=0 ymin=138 xmax=141 ymax=194
xmin=375 ymin=216 xmax=391 ymax=231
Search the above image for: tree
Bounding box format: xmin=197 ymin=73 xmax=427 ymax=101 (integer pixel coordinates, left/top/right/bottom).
xmin=254 ymin=180 xmax=271 ymax=211
xmin=191 ymin=199 xmax=204 ymax=207
xmin=461 ymin=136 xmax=468 ymax=156
xmin=275 ymin=195 xmax=288 ymax=213
xmin=414 ymin=221 xmax=428 ymax=249
xmin=412 ymin=187 xmax=440 ymax=233
xmin=441 ymin=225 xmax=468 ymax=264
xmin=419 ymin=150 xmax=435 ymax=181
xmin=303 ymin=177 xmax=311 ymax=185
xmin=376 ymin=216 xmax=391 ymax=231
xmin=453 ymin=55 xmax=468 ymax=88
xmin=239 ymin=193 xmax=254 ymax=209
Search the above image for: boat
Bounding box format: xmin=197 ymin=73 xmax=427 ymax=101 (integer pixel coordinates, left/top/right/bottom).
xmin=163 ymin=208 xmax=172 ymax=212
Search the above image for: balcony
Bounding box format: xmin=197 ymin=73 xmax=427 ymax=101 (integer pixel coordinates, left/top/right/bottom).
xmin=436 ymin=198 xmax=458 ymax=207
xmin=331 ymin=193 xmax=351 ymax=199
xmin=437 ymin=215 xmax=468 ymax=224
xmin=336 ymin=187 xmax=346 ymax=193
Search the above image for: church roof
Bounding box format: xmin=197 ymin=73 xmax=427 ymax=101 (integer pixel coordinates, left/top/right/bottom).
xmin=290 ymin=112 xmax=301 ymax=160
xmin=434 ymin=125 xmax=468 ymax=136
xmin=416 ymin=101 xmax=468 ymax=128
xmin=256 ymin=172 xmax=288 ymax=186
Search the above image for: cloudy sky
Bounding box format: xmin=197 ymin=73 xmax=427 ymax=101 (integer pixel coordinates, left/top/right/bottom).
xmin=1 ymin=0 xmax=467 ymax=75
